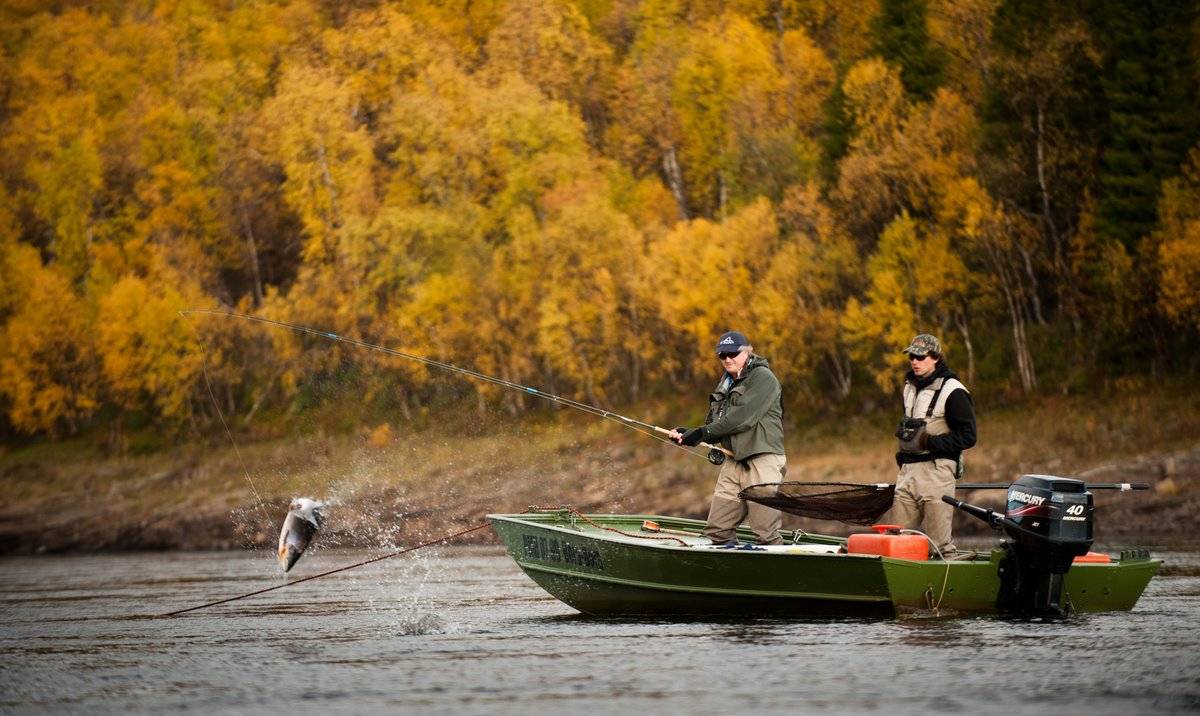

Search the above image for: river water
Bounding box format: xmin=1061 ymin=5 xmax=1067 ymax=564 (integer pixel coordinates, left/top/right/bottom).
xmin=3 ymin=545 xmax=1199 ymax=715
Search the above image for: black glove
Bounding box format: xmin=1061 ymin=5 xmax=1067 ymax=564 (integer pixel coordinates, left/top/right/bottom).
xmin=679 ymin=426 xmax=707 ymax=447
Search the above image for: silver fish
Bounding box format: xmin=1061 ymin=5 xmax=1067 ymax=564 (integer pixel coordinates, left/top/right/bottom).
xmin=277 ymin=498 xmax=325 ymax=572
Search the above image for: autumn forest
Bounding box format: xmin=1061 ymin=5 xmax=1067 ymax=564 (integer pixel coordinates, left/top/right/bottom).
xmin=2 ymin=0 xmax=1199 ymax=443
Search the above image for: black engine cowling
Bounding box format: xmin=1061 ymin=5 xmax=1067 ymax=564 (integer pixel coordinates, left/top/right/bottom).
xmin=998 ymin=475 xmax=1094 ymax=615
xmin=944 ymin=475 xmax=1095 ymax=616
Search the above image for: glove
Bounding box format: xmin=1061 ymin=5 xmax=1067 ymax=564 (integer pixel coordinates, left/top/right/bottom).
xmin=679 ymin=426 xmax=707 ymax=447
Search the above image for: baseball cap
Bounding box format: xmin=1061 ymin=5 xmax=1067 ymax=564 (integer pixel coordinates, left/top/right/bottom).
xmin=901 ymin=333 xmax=942 ymax=356
xmin=715 ymin=330 xmax=751 ymax=355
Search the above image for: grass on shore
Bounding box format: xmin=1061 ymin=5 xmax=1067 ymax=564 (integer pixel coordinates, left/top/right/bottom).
xmin=1 ymin=375 xmax=1197 ymax=552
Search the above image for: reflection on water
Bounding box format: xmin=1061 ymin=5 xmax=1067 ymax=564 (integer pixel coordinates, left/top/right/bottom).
xmin=2 ymin=547 xmax=1199 ymax=714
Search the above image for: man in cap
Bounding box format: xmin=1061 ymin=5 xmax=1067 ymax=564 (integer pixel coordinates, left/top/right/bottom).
xmin=670 ymin=330 xmax=787 ymax=546
xmin=890 ymin=333 xmax=976 ymax=556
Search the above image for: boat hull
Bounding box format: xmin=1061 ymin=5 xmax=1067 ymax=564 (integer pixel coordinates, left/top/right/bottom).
xmin=488 ymin=512 xmax=1160 ymax=618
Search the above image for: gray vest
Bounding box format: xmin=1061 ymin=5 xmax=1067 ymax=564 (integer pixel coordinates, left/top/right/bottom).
xmin=900 ymin=376 xmax=967 ymax=451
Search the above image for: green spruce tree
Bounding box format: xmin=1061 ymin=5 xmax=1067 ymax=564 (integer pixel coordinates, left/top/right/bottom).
xmin=870 ymin=0 xmax=946 ymax=101
xmin=1090 ymin=0 xmax=1200 ymax=248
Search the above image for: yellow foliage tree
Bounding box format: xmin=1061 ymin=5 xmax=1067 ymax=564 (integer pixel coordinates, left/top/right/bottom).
xmin=672 ymin=15 xmax=793 ymax=215
xmin=7 ymin=92 xmax=102 ymax=283
xmin=129 ymin=98 xmax=228 ymax=286
xmin=0 ymin=259 xmax=99 ymax=435
xmin=840 ymin=58 xmax=908 ymax=153
xmin=840 ymin=211 xmax=970 ymax=392
xmin=756 ymin=182 xmax=863 ymax=399
xmin=0 ymin=197 xmax=28 ymax=320
xmin=483 ymin=0 xmax=613 ymax=136
xmin=777 ymin=28 xmax=837 ymax=135
xmin=1155 ymin=148 xmax=1200 ymax=331
xmin=323 ymin=6 xmax=436 ymax=121
xmin=928 ymin=0 xmax=1000 ymax=105
xmin=520 ymin=182 xmax=644 ymax=405
xmin=939 ymin=177 xmax=1039 ymax=390
xmin=774 ymin=0 xmax=880 ymax=66
xmin=834 ymin=58 xmax=909 ymax=239
xmin=261 ymin=62 xmax=378 ymax=266
xmin=642 ymin=198 xmax=783 ymax=377
xmin=1158 ymin=223 xmax=1200 ymax=331
xmin=96 ymin=274 xmax=204 ymax=423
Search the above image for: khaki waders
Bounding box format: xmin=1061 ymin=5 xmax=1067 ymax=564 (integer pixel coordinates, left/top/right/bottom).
xmin=887 ymin=458 xmax=957 ymax=554
xmin=703 ymin=452 xmax=787 ymax=545
xmin=888 ymin=375 xmax=968 ymax=555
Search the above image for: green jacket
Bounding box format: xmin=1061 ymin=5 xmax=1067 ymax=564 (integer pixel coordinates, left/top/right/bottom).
xmin=704 ymin=355 xmax=785 ymax=461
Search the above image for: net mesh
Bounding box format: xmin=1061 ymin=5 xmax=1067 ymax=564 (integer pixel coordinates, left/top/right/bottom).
xmin=739 ymin=482 xmax=896 ymax=525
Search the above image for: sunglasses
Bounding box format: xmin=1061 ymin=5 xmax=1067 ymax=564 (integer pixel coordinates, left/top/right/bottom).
xmin=718 ymin=352 xmax=742 ymax=360
xmin=908 ymin=353 xmax=933 ymax=361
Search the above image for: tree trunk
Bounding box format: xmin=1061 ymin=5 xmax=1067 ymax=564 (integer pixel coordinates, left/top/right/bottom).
xmin=239 ymin=200 xmax=264 ymax=306
xmin=983 ymin=229 xmax=1037 ymax=393
xmin=825 ymin=350 xmax=852 ymax=400
xmin=628 ymin=306 xmax=641 ymax=403
xmin=1005 ymin=288 xmax=1037 ymax=392
xmin=243 ymin=375 xmax=273 ymax=427
xmin=662 ymin=146 xmax=689 ymax=221
xmin=954 ymin=314 xmax=975 ymax=387
xmin=718 ymin=171 xmax=727 ymax=220
xmin=1034 ymin=100 xmax=1086 ymax=336
xmin=1015 ymin=240 xmax=1045 ymax=325
xmin=576 ymin=338 xmax=601 ymax=408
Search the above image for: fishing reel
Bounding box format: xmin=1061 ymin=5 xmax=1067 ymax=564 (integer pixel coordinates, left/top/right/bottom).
xmin=707 ymin=448 xmax=726 ymax=465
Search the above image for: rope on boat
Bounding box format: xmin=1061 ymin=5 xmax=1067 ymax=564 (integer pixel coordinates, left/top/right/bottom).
xmin=525 ymin=506 xmax=690 ymax=546
xmin=902 ymin=528 xmax=953 ymax=616
xmin=160 ymin=522 xmax=490 ymax=617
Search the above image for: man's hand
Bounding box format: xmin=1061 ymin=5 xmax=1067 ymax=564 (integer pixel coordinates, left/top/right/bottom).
xmin=677 ymin=427 xmax=707 ymax=447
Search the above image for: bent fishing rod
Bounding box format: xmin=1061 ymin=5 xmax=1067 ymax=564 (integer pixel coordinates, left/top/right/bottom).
xmin=181 ymin=309 xmax=732 ymax=458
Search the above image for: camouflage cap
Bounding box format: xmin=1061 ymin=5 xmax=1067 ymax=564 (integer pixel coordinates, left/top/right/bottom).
xmin=901 ymin=333 xmax=942 ymax=357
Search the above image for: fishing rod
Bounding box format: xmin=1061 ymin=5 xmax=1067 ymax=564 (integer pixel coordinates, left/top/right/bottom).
xmin=181 ymin=309 xmax=732 ymax=459
xmin=957 ymin=483 xmax=1149 ymax=491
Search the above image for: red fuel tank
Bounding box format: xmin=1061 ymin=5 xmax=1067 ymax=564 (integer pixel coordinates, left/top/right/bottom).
xmin=847 ymin=524 xmax=929 ymax=561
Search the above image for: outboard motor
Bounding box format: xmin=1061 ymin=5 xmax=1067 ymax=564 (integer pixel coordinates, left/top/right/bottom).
xmin=943 ymin=475 xmax=1094 ymax=616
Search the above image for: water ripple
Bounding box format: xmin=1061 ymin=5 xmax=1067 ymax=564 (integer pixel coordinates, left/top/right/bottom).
xmin=1 ymin=547 xmax=1197 ymax=713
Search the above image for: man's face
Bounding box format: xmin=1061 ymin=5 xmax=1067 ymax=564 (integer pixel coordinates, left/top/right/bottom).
xmin=909 ymin=353 xmax=937 ymax=377
xmin=719 ymin=349 xmax=750 ymax=376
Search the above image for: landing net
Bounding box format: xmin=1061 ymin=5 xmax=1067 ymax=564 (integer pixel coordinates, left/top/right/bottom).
xmin=739 ymin=482 xmax=896 ymax=525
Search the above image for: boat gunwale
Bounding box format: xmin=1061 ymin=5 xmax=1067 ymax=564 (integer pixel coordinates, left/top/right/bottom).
xmin=487 ymin=513 xmax=1164 ymax=570
xmin=486 ymin=512 xmax=850 ymax=551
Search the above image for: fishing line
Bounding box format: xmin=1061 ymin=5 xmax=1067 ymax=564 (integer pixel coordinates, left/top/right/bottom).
xmin=161 ymin=521 xmax=490 ymax=617
xmin=180 ymin=315 xmax=273 ymax=528
xmin=180 ymin=308 xmax=725 ymax=459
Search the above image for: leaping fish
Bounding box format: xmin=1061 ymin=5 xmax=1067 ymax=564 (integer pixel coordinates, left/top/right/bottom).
xmin=277 ymin=498 xmax=325 ymax=572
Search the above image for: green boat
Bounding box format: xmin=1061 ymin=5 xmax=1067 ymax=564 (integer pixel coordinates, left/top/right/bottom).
xmin=487 ymin=509 xmax=1161 ymax=618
